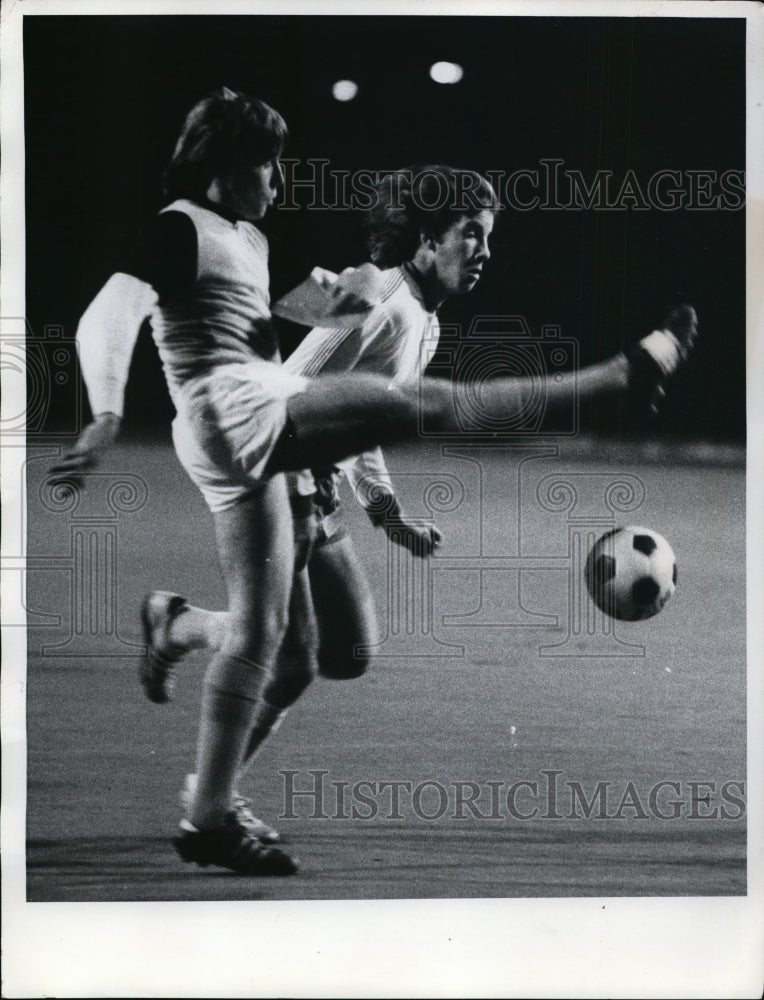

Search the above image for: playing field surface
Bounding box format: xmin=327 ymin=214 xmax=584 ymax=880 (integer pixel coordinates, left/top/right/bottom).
xmin=23 ymin=440 xmax=746 ymax=901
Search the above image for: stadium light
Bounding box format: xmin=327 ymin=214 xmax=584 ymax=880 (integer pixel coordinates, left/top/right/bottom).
xmin=429 ymin=61 xmax=464 ymax=84
xmin=332 ymin=80 xmax=359 ymax=102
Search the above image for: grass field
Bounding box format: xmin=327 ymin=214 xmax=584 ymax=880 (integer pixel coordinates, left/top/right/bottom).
xmin=23 ymin=438 xmax=746 ymax=902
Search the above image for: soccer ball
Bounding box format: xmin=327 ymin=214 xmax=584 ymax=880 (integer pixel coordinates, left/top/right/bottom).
xmin=584 ymin=526 xmax=677 ymax=621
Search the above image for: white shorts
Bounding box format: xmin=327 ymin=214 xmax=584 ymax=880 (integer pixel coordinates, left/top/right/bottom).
xmin=171 ymin=361 xmax=308 ymax=513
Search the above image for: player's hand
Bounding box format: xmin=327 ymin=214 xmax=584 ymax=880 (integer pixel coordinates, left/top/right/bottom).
xmin=330 ymin=263 xmax=385 ymax=316
xmin=48 ymin=412 xmax=122 ymax=490
xmin=384 ymin=519 xmax=443 ymax=558
xmin=365 ymin=490 xmax=442 ymax=556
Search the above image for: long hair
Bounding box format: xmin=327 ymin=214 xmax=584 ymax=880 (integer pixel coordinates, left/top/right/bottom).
xmin=164 ymin=87 xmax=288 ymax=201
xmin=365 ymin=165 xmax=500 ymax=268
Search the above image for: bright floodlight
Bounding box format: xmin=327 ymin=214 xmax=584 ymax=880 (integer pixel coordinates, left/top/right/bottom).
xmin=430 ymin=61 xmax=464 ymax=84
xmin=332 ymin=80 xmax=359 ymax=102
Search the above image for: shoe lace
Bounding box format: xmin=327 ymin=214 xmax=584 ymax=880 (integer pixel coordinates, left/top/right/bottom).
xmin=232 ymin=794 xmax=268 ymax=831
xmin=233 ymin=792 xmax=256 ymax=816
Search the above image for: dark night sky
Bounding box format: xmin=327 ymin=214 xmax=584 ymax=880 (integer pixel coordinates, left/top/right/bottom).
xmin=24 ymin=15 xmax=746 ymax=440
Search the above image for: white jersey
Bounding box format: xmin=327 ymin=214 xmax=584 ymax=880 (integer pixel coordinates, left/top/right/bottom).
xmin=284 ymin=265 xmax=440 ymax=505
xmin=150 ymin=199 xmax=278 ymax=404
xmin=76 ymin=200 xmax=278 ymax=417
xmin=75 ymin=199 xmax=308 ymax=511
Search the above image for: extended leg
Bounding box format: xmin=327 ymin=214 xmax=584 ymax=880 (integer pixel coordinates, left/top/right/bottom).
xmin=270 ymin=306 xmax=697 ymax=475
xmin=268 ymin=360 xmax=629 ymax=473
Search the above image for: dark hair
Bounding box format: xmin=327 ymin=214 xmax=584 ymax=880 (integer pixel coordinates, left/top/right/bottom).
xmin=164 ymin=87 xmax=288 ymax=201
xmin=365 ymin=165 xmax=500 ymax=268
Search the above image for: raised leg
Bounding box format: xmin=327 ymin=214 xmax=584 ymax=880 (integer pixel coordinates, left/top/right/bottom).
xmin=269 ymin=361 xmax=629 ymax=473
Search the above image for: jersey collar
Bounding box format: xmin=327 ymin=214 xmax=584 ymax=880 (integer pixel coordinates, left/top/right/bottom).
xmin=401 ymin=262 xmax=437 ymax=315
xmin=195 ymin=196 xmax=247 ymax=226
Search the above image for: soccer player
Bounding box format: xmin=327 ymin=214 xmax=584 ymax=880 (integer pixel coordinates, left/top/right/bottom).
xmin=52 ymin=88 xmax=697 ymax=876
xmin=147 ymin=165 xmax=497 ymax=841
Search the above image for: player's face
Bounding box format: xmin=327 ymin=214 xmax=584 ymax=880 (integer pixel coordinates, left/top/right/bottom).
xmin=215 ymin=157 xmax=284 ymax=221
xmin=431 ymin=210 xmax=494 ymax=296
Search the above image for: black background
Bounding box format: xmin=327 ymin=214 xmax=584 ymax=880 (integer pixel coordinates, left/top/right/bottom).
xmin=24 ymin=15 xmax=746 ymax=440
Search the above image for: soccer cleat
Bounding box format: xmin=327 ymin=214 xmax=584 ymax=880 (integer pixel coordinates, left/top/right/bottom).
xmin=139 ymin=590 xmax=189 ymax=703
xmin=627 ymin=304 xmax=698 ymax=416
xmin=180 ymin=773 xmax=282 ymax=844
xmin=661 ymin=303 xmax=699 ymax=358
xmin=173 ymin=812 xmax=298 ymax=876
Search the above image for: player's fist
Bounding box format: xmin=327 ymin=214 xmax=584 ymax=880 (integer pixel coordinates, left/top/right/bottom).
xmin=48 ymin=412 xmax=122 ymax=491
xmin=384 ymin=519 xmax=443 ymax=558
xmin=366 ymin=489 xmax=442 ymax=557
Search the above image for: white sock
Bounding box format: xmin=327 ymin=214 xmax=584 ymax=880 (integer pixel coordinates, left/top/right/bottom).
xmin=638 ymin=329 xmax=682 ymax=377
xmin=188 ymin=654 xmax=265 ymax=829
xmin=237 ymin=700 xmax=289 ymax=782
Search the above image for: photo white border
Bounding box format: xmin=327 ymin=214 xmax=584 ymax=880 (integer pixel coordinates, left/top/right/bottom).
xmin=2 ymin=1 xmax=762 ymax=996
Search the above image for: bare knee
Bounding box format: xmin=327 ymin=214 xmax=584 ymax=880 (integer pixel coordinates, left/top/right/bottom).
xmin=318 ymin=642 xmax=370 ymax=680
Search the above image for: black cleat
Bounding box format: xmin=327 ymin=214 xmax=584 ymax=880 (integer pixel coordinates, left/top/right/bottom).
xmin=661 ymin=303 xmax=699 ymax=358
xmin=180 ymin=773 xmax=282 ymax=844
xmin=627 ymin=304 xmax=698 ymax=416
xmin=173 ymin=812 xmax=298 ymax=876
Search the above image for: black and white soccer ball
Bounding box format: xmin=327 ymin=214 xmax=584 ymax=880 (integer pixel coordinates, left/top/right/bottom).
xmin=584 ymin=526 xmax=677 ymax=621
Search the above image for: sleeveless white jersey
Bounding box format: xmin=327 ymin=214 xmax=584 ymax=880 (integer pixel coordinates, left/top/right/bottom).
xmin=150 ymin=198 xmax=279 ymax=405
